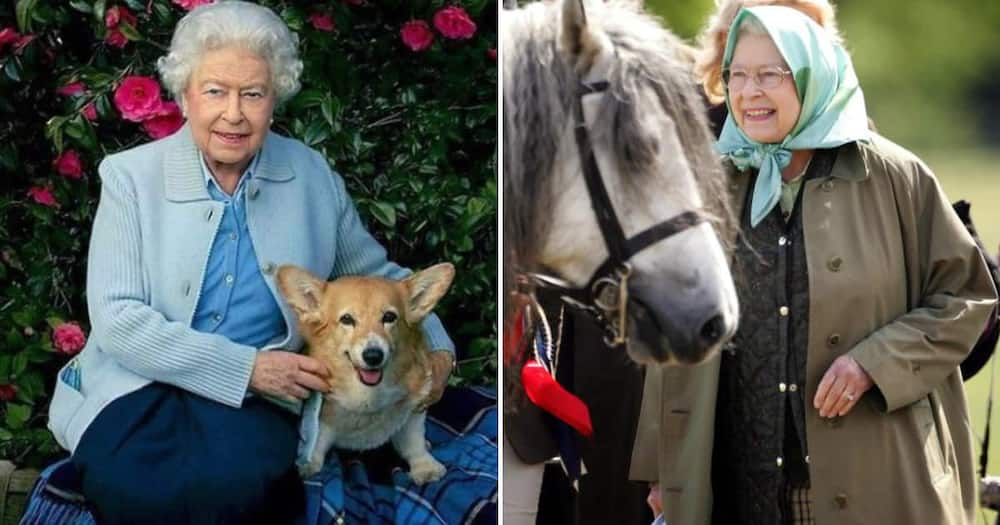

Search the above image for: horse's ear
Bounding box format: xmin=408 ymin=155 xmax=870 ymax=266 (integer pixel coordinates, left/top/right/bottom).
xmin=560 ymin=0 xmax=608 ymax=74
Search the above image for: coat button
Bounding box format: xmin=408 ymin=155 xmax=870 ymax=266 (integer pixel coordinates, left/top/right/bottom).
xmin=827 ymin=256 xmax=843 ymax=272
xmin=827 ymin=333 xmax=841 ymax=347
xmin=776 ymin=457 xmax=783 ymax=467
xmin=778 ymin=306 xmax=789 ymax=317
xmin=262 ymin=262 xmax=276 ymax=275
xmin=778 ymin=236 xmax=788 ymax=246
xmin=804 ymin=455 xmax=810 ymax=464
xmin=834 ymin=493 xmax=848 ymax=509
xmin=822 ymin=180 xmax=835 ymax=192
xmin=789 ymin=383 xmax=798 ymax=392
xmin=779 ymin=383 xmax=787 ymax=393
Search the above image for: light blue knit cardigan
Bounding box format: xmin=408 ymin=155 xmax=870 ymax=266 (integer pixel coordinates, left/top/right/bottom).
xmin=48 ymin=123 xmax=454 ymax=455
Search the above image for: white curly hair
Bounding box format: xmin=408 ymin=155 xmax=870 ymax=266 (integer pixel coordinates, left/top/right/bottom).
xmin=156 ymin=0 xmax=303 ymax=105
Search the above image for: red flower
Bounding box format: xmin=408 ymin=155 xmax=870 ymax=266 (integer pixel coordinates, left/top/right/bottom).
xmin=54 ymin=150 xmax=84 ymax=180
xmin=172 ymin=0 xmax=214 ymax=11
xmin=57 ymin=82 xmax=86 ymax=97
xmin=114 ymin=76 xmax=163 ymax=122
xmin=53 ymin=322 xmax=87 ymax=355
xmin=309 ymin=12 xmax=335 ymax=32
xmin=0 ymin=27 xmax=19 ymax=49
xmin=433 ymin=6 xmax=476 ymax=40
xmin=27 ymin=186 xmax=58 ymax=208
xmin=0 ymin=384 xmax=17 ymax=402
xmin=142 ymin=101 xmax=185 ymax=139
xmin=487 ymin=48 xmax=497 ymax=61
xmin=400 ymin=20 xmax=434 ymax=52
xmin=82 ymin=103 xmax=98 ymax=121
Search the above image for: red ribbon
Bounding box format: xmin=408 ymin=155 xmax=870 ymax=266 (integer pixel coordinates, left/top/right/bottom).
xmin=521 ymin=359 xmax=593 ymax=437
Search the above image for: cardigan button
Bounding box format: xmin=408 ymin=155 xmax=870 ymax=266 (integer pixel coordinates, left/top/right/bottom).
xmin=834 ymin=493 xmax=849 ymax=509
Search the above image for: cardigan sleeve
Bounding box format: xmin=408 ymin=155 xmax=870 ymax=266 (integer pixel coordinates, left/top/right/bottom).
xmin=323 ymin=156 xmax=455 ymax=355
xmin=86 ymin=159 xmax=256 ymax=407
xmin=848 ymin=158 xmax=997 ymax=413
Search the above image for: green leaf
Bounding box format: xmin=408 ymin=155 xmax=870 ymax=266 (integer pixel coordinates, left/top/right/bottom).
xmin=5 ymin=403 xmax=31 ymax=430
xmin=302 ymin=119 xmax=329 ymax=146
xmin=11 ymin=353 xmax=28 ymax=377
xmin=4 ymin=60 xmax=21 ymax=82
xmin=69 ymin=0 xmax=93 ymax=14
xmin=16 ymin=0 xmax=38 ymax=33
xmin=369 ymin=201 xmax=396 ymax=227
xmin=0 ymin=429 xmax=12 ymax=441
xmin=94 ymin=0 xmax=107 ymax=25
xmin=117 ymin=22 xmax=143 ymax=42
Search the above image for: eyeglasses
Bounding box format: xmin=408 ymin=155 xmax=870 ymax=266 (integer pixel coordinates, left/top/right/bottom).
xmin=723 ymin=65 xmax=793 ymax=91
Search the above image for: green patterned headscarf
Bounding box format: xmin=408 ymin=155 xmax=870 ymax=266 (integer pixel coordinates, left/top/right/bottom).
xmin=715 ymin=6 xmax=870 ymax=227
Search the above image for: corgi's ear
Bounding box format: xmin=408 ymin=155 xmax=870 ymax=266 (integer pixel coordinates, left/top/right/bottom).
xmin=276 ymin=265 xmax=326 ymax=320
xmin=402 ymin=263 xmax=455 ymax=324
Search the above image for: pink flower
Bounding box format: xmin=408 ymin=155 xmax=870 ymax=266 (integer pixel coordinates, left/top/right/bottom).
xmin=433 ymin=6 xmax=476 ymax=40
xmin=82 ymin=103 xmax=98 ymax=121
xmin=57 ymin=82 xmax=86 ymax=97
xmin=487 ymin=48 xmax=496 ymax=61
xmin=114 ymin=76 xmax=163 ymax=122
xmin=142 ymin=101 xmax=185 ymax=139
xmin=0 ymin=27 xmax=19 ymax=49
xmin=0 ymin=384 xmax=17 ymax=402
xmin=172 ymin=0 xmax=214 ymax=11
xmin=106 ymin=30 xmax=128 ymax=48
xmin=400 ymin=20 xmax=434 ymax=52
xmin=54 ymin=150 xmax=84 ymax=180
xmin=12 ymin=34 xmax=35 ymax=53
xmin=309 ymin=12 xmax=335 ymax=32
xmin=53 ymin=322 xmax=87 ymax=355
xmin=104 ymin=5 xmax=137 ymax=29
xmin=27 ymin=186 xmax=58 ymax=208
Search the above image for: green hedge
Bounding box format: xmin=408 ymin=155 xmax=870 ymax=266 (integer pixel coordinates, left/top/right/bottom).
xmin=0 ymin=0 xmax=497 ymax=468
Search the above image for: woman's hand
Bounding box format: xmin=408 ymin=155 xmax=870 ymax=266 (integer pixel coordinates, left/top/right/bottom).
xmin=250 ymin=351 xmax=331 ymax=402
xmin=417 ymin=351 xmax=455 ymax=411
xmin=647 ymin=482 xmax=663 ymax=517
xmin=813 ymin=355 xmax=874 ymax=418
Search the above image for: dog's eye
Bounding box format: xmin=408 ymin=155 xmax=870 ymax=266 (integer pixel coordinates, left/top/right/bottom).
xmin=381 ymin=311 xmax=398 ymax=324
xmin=339 ymin=314 xmax=355 ymax=327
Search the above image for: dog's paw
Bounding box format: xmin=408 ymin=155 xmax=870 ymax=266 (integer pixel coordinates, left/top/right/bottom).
xmin=298 ymin=457 xmax=324 ymax=479
xmin=408 ymin=456 xmax=446 ymax=485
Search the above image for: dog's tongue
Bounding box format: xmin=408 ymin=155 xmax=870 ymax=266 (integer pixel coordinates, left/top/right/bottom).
xmin=358 ymin=368 xmax=383 ymax=386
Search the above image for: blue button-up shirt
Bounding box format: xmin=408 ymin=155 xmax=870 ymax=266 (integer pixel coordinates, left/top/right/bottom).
xmin=191 ymin=154 xmax=286 ymax=348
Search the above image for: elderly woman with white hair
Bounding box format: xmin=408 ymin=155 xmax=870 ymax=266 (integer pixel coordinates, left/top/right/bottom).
xmin=46 ymin=2 xmax=455 ymax=523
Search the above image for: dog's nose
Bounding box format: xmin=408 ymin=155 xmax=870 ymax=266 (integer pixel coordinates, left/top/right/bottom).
xmin=362 ymin=347 xmax=385 ymax=367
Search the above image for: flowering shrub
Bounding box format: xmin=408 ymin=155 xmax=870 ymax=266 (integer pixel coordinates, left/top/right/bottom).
xmin=0 ymin=0 xmax=496 ymax=468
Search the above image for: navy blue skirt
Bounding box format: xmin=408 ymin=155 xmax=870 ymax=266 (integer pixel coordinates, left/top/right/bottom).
xmin=71 ymin=383 xmax=303 ymax=525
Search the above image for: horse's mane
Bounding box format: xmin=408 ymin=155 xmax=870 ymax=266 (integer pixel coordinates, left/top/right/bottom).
xmin=503 ymin=1 xmax=736 ymax=317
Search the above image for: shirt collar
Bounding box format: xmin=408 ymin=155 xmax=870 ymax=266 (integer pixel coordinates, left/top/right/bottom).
xmin=199 ymin=153 xmax=260 ymax=196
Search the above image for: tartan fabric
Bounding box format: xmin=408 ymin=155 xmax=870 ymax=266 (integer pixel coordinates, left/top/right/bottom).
xmin=786 ymin=484 xmax=814 ymax=525
xmin=299 ymin=386 xmax=498 ymax=525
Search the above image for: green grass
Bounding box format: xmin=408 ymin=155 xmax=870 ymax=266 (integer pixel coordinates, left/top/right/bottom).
xmin=921 ymin=147 xmax=1000 ymax=524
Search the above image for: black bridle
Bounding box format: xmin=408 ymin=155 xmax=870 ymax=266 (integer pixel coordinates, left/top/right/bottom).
xmin=522 ymin=80 xmax=705 ymax=348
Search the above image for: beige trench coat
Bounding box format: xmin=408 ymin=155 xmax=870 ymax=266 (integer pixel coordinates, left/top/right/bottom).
xmin=630 ymin=136 xmax=998 ymax=524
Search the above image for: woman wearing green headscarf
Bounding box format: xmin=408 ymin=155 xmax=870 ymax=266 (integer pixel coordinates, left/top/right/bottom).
xmin=631 ymin=5 xmax=997 ymax=525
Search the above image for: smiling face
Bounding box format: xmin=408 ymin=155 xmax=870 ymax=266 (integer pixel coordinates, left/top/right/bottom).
xmin=183 ymin=46 xmax=275 ymax=176
xmin=728 ymin=33 xmax=801 ymax=144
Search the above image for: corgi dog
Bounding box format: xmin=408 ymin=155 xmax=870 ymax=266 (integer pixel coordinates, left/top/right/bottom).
xmin=277 ymin=263 xmax=455 ymax=484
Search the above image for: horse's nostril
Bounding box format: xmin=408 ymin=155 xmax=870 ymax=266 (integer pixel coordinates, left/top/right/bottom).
xmin=699 ymin=314 xmax=726 ymax=346
xmin=362 ymin=347 xmax=384 ymax=366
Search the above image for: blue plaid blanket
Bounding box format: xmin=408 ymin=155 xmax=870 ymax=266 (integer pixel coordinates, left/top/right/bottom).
xmin=299 ymin=386 xmax=498 ymax=525
xmin=19 ymin=386 xmax=497 ymax=525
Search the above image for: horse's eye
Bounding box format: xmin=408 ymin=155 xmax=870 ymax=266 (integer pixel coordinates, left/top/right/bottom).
xmin=339 ymin=314 xmax=355 ymax=326
xmin=382 ymin=311 xmax=398 ymax=324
